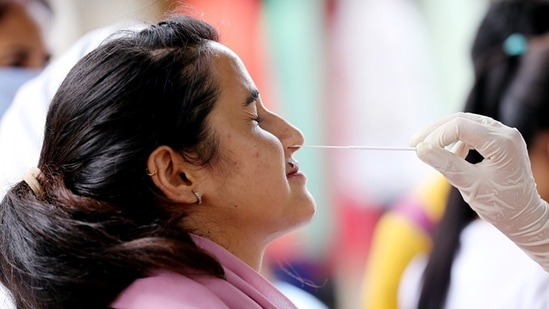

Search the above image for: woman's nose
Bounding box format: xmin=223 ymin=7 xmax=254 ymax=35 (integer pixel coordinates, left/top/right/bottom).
xmin=279 ymin=118 xmax=304 ymax=150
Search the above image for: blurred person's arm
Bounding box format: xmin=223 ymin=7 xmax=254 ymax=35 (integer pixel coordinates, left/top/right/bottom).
xmin=360 ymin=175 xmax=449 ymax=309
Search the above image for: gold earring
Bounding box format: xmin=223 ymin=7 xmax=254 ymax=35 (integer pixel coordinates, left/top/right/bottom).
xmin=146 ymin=168 xmax=157 ymax=176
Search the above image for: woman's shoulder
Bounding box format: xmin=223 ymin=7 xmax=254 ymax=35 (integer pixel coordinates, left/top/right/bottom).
xmin=111 ymin=270 xmax=230 ymax=309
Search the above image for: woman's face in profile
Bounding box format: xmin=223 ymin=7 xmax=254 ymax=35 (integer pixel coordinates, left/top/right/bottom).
xmin=0 ymin=3 xmax=48 ymax=68
xmin=197 ymin=42 xmax=316 ymax=240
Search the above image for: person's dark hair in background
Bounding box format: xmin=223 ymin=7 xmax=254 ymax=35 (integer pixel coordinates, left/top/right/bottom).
xmin=417 ymin=0 xmax=549 ymax=308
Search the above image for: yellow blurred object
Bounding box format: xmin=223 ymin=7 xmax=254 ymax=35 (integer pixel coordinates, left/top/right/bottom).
xmin=360 ymin=173 xmax=450 ymax=309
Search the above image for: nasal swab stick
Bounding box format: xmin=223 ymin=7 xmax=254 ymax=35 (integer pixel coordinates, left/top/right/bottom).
xmin=296 ymin=145 xmax=416 ymax=151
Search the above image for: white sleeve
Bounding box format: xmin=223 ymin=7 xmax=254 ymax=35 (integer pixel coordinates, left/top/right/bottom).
xmin=397 ymin=254 xmax=427 ymax=309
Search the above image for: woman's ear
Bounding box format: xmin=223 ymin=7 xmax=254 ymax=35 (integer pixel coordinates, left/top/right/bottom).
xmin=146 ymin=146 xmax=200 ymax=204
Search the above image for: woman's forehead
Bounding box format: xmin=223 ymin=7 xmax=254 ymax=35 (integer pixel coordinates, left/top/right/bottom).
xmin=208 ymin=41 xmax=254 ymax=88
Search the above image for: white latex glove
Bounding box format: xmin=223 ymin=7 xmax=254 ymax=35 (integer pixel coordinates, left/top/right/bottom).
xmin=410 ymin=112 xmax=549 ymax=271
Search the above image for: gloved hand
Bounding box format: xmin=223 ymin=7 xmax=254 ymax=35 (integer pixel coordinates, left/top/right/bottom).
xmin=410 ymin=112 xmax=549 ymax=271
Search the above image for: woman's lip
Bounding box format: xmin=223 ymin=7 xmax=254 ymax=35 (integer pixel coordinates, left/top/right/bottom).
xmin=287 ymin=156 xmax=304 ymax=177
xmin=286 ymin=162 xmax=299 ymax=176
xmin=287 ymin=167 xmax=305 ymax=178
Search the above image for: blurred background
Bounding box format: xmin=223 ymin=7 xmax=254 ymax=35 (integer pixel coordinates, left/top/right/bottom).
xmin=41 ymin=0 xmax=490 ymax=308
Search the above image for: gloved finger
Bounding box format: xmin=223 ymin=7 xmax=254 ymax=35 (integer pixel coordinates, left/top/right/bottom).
xmin=415 ymin=141 xmax=476 ymax=189
xmin=410 ymin=112 xmax=504 ymax=147
xmin=409 ymin=113 xmax=465 ymax=146
xmin=420 ymin=114 xmax=515 ymax=162
xmin=420 ymin=116 xmax=485 ymax=148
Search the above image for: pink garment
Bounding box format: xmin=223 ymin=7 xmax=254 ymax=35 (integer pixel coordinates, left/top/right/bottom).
xmin=111 ymin=235 xmax=297 ymax=308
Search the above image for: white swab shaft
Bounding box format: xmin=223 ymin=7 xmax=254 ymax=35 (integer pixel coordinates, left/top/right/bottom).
xmin=297 ymin=145 xmax=416 ymax=151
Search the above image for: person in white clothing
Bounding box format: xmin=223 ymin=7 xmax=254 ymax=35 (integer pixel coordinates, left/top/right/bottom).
xmin=0 ymin=0 xmax=51 ymax=119
xmin=399 ymin=1 xmax=549 ymax=308
xmin=0 ymin=21 xmax=138 ymax=197
xmin=400 ymin=220 xmax=549 ymax=309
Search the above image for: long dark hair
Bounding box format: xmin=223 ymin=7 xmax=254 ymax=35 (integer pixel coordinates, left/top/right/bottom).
xmin=0 ymin=15 xmax=226 ymax=309
xmin=417 ymin=1 xmax=549 ymax=308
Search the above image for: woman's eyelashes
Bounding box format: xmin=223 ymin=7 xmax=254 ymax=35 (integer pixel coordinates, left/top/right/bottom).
xmin=252 ymin=115 xmax=262 ymax=124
